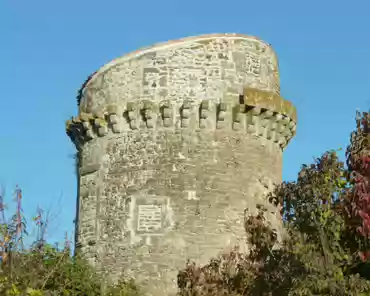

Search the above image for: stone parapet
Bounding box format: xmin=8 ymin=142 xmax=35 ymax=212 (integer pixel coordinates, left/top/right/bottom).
xmin=76 ymin=34 xmax=281 ymax=115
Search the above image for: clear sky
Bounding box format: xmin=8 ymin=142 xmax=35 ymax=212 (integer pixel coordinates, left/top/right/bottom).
xmin=0 ymin=0 xmax=369 ymax=245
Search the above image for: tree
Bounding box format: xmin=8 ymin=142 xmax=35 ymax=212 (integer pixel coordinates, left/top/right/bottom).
xmin=177 ymin=111 xmax=370 ymax=296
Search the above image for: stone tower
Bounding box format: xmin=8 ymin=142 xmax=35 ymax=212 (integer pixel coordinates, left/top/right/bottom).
xmin=66 ymin=33 xmax=297 ymax=296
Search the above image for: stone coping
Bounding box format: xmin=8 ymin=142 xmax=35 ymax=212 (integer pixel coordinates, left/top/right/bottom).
xmin=244 ymin=88 xmax=297 ymax=123
xmin=80 ymin=33 xmax=277 ymax=97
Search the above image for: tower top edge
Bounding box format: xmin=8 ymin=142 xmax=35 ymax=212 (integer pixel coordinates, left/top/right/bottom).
xmin=82 ymin=33 xmax=277 ymax=92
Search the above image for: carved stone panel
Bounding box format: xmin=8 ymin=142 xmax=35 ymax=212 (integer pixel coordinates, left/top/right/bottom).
xmin=137 ymin=204 xmax=162 ymax=233
xmin=127 ymin=194 xmax=174 ymax=245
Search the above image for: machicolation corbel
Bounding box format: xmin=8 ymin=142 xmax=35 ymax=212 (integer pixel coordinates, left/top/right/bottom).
xmin=106 ymin=104 xmax=121 ymax=134
xmin=126 ymin=102 xmax=138 ymax=129
xmin=217 ymin=103 xmax=228 ymax=129
xmin=232 ymin=104 xmax=247 ymax=130
xmin=199 ymin=100 xmax=210 ymax=128
xmin=94 ymin=117 xmax=108 ymax=137
xmin=142 ymin=100 xmax=156 ymax=129
xmin=180 ymin=100 xmax=191 ymax=128
xmin=161 ymin=101 xmax=172 ymax=127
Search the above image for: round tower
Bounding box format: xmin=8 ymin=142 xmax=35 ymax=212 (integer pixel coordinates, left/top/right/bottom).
xmin=66 ymin=33 xmax=297 ymax=296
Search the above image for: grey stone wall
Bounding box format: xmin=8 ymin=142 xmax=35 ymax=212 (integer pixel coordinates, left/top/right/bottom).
xmin=67 ymin=34 xmax=297 ymax=296
xmin=78 ymin=34 xmax=280 ymax=114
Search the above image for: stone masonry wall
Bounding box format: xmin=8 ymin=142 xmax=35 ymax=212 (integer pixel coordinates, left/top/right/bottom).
xmin=66 ymin=34 xmax=297 ymax=296
xmin=78 ymin=33 xmax=280 ymax=114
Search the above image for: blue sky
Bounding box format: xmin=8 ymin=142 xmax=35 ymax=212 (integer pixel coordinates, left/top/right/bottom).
xmin=0 ymin=0 xmax=369 ymax=245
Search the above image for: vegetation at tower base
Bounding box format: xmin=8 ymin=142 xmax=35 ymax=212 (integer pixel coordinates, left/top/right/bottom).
xmin=177 ymin=111 xmax=370 ymax=296
xmin=0 ymin=187 xmax=142 ymax=296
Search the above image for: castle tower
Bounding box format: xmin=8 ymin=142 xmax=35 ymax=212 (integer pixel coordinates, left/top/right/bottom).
xmin=66 ymin=34 xmax=297 ymax=296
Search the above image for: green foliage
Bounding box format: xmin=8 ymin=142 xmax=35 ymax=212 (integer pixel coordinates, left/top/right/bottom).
xmin=177 ymin=111 xmax=370 ymax=296
xmin=0 ymin=189 xmax=142 ymax=296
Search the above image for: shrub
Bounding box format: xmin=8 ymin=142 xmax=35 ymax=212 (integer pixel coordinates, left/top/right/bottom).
xmin=0 ymin=187 xmax=142 ymax=296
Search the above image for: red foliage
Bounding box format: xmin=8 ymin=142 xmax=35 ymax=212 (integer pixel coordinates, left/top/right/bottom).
xmin=343 ymin=112 xmax=370 ymax=261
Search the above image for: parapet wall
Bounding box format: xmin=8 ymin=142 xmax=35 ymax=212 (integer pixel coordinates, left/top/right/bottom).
xmin=78 ymin=34 xmax=280 ymax=113
xmin=66 ymin=34 xmax=297 ymax=296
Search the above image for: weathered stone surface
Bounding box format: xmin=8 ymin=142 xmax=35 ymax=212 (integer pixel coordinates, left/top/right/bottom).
xmin=66 ymin=33 xmax=297 ymax=296
xmin=243 ymin=88 xmax=297 ymax=122
xmin=78 ymin=33 xmax=280 ymax=115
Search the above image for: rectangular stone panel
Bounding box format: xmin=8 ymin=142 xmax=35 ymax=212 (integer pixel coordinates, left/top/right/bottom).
xmin=137 ymin=204 xmax=162 ymax=233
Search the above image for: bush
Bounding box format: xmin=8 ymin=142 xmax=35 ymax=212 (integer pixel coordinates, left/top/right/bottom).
xmin=0 ymin=189 xmax=142 ymax=296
